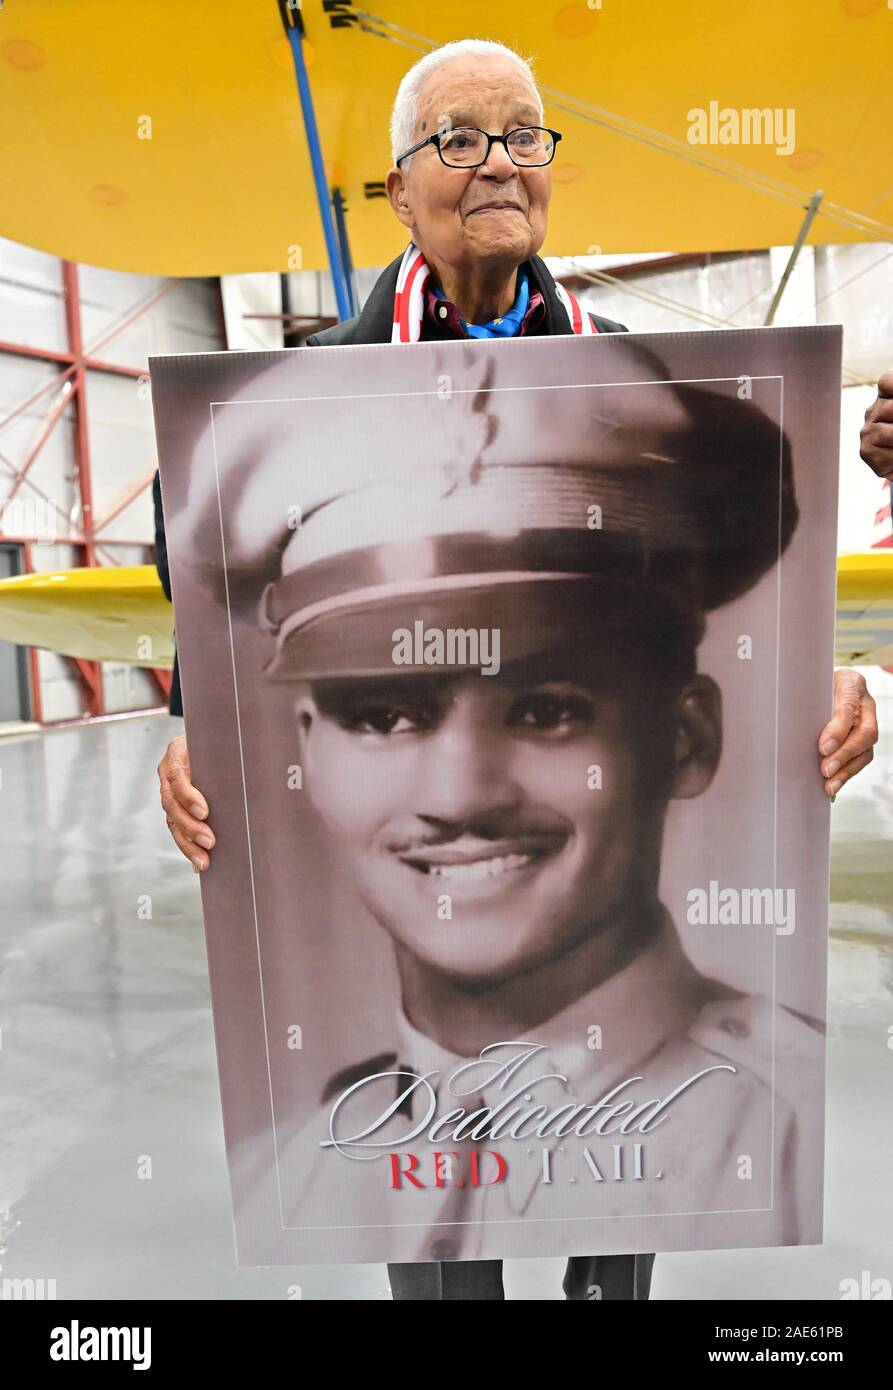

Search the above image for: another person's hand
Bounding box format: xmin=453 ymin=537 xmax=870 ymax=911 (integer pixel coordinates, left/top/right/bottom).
xmin=818 ymin=669 xmax=878 ymax=798
xmin=860 ymin=370 xmax=893 ymax=479
xmin=157 ymin=734 xmax=215 ymax=871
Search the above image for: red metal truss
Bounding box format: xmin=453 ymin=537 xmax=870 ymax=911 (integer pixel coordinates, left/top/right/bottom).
xmin=61 ymin=262 xmax=97 ymax=569
xmin=0 ymin=263 xmax=184 ymax=722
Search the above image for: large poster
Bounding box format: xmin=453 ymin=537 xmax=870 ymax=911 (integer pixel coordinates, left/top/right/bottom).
xmin=151 ymin=325 xmax=840 ymax=1266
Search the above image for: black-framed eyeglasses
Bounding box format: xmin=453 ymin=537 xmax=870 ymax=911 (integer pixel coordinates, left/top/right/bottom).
xmin=396 ymin=126 xmax=562 ymax=169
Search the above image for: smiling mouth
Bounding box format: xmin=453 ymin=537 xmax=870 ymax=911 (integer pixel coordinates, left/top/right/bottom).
xmin=397 ymin=838 xmax=565 ymax=882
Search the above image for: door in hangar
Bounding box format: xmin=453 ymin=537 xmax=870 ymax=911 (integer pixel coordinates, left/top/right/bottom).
xmin=0 ymin=544 xmax=31 ymax=723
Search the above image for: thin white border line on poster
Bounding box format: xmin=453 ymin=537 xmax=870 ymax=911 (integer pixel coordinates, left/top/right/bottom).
xmin=208 ymin=408 xmax=282 ymax=1226
xmin=209 ymin=374 xmax=783 ymax=410
xmin=279 ymin=1204 xmax=779 ymax=1233
xmin=769 ymin=375 xmax=785 ymax=1213
xmin=209 ymin=370 xmax=785 ymax=1235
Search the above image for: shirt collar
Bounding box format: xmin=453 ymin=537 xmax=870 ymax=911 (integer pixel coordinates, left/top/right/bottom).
xmin=423 ymin=268 xmax=546 ymax=341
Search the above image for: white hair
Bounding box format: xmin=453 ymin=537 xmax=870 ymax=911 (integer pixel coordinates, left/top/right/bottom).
xmin=389 ymin=39 xmax=543 ymax=167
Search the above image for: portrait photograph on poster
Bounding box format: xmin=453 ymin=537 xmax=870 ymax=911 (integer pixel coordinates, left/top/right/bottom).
xmin=150 ymin=324 xmax=841 ymax=1267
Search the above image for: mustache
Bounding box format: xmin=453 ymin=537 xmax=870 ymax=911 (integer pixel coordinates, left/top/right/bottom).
xmin=385 ymin=817 xmax=570 ymax=855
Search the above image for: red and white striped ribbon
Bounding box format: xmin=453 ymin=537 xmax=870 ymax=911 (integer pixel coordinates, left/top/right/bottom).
xmin=390 ymin=242 xmax=596 ymax=343
xmin=391 ymin=244 xmax=432 ymax=344
xmin=554 ymin=280 xmax=596 ymax=337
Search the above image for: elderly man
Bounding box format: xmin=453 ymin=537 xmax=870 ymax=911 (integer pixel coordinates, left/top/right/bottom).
xmin=156 ymin=37 xmax=883 ymax=1300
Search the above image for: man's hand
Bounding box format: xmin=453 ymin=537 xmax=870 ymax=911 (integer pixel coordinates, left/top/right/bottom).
xmin=157 ymin=734 xmax=215 ymax=871
xmin=860 ymin=370 xmax=893 ymax=479
xmin=818 ymin=669 xmax=878 ymax=798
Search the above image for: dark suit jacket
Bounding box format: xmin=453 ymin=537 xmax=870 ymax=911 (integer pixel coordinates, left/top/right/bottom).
xmin=157 ymin=252 xmax=627 ymax=713
xmin=152 ymin=469 xmax=182 ymax=715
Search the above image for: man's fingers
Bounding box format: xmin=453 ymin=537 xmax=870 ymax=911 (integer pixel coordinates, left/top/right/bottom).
xmin=168 ymin=760 xmax=209 ymax=820
xmin=862 ymin=419 xmax=893 ymax=449
xmin=859 ymin=374 xmax=893 ymax=475
xmin=821 ymin=705 xmax=878 ymax=779
xmin=166 ymin=810 xmax=212 ymax=871
xmin=158 ymin=735 xmax=215 ymax=870
xmin=864 ymin=399 xmax=893 ymax=426
xmin=825 ymin=748 xmax=874 ymax=798
xmin=874 ymin=368 xmax=893 ymax=400
xmin=158 ymin=735 xmax=209 ymax=818
xmin=818 ymin=698 xmax=862 ymax=756
xmin=859 ymin=421 xmax=893 ymax=478
xmin=160 ymin=784 xmax=215 ymax=868
xmin=819 ymin=670 xmax=878 ymax=795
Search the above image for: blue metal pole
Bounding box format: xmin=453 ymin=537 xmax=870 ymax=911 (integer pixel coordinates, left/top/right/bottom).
xmin=331 ymin=187 xmax=357 ymax=317
xmin=283 ymin=23 xmax=352 ymax=322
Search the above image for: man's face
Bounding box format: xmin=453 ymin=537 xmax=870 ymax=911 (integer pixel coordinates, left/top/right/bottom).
xmin=386 ymin=55 xmax=552 ymax=279
xmin=297 ymin=659 xmax=677 ymax=984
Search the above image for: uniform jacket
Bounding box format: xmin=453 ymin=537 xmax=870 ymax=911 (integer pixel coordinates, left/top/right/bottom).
xmin=229 ymin=914 xmax=824 ymax=1266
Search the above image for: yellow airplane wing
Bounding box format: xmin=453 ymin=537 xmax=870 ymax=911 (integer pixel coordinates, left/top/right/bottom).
xmin=0 ymin=553 xmax=890 ymax=672
xmin=1 ymin=0 xmax=890 ymax=275
xmin=0 ymin=565 xmax=174 ymax=669
xmin=835 ymin=552 xmax=893 ymax=667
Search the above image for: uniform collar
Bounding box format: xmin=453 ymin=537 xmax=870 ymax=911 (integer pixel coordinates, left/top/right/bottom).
xmin=425 ymin=269 xmax=544 ymax=339
xmin=395 ymin=909 xmax=707 ymax=1105
xmin=347 ymin=249 xmax=577 ymax=345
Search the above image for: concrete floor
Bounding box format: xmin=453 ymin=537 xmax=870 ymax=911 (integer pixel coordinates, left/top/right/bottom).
xmin=1 ymin=709 xmax=891 ymax=1301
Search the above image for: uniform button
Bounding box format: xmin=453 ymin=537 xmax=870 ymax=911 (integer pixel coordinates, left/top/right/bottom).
xmin=429 ymin=1238 xmax=458 ymax=1260
xmin=438 ymin=304 xmax=449 ymax=320
xmin=719 ymin=1016 xmax=749 ymax=1039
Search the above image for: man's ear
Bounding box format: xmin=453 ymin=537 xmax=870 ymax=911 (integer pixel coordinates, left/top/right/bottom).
xmin=386 ymin=166 xmax=414 ymax=231
xmin=294 ymin=689 xmax=316 ymax=767
xmin=669 ymin=674 xmax=722 ymax=800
